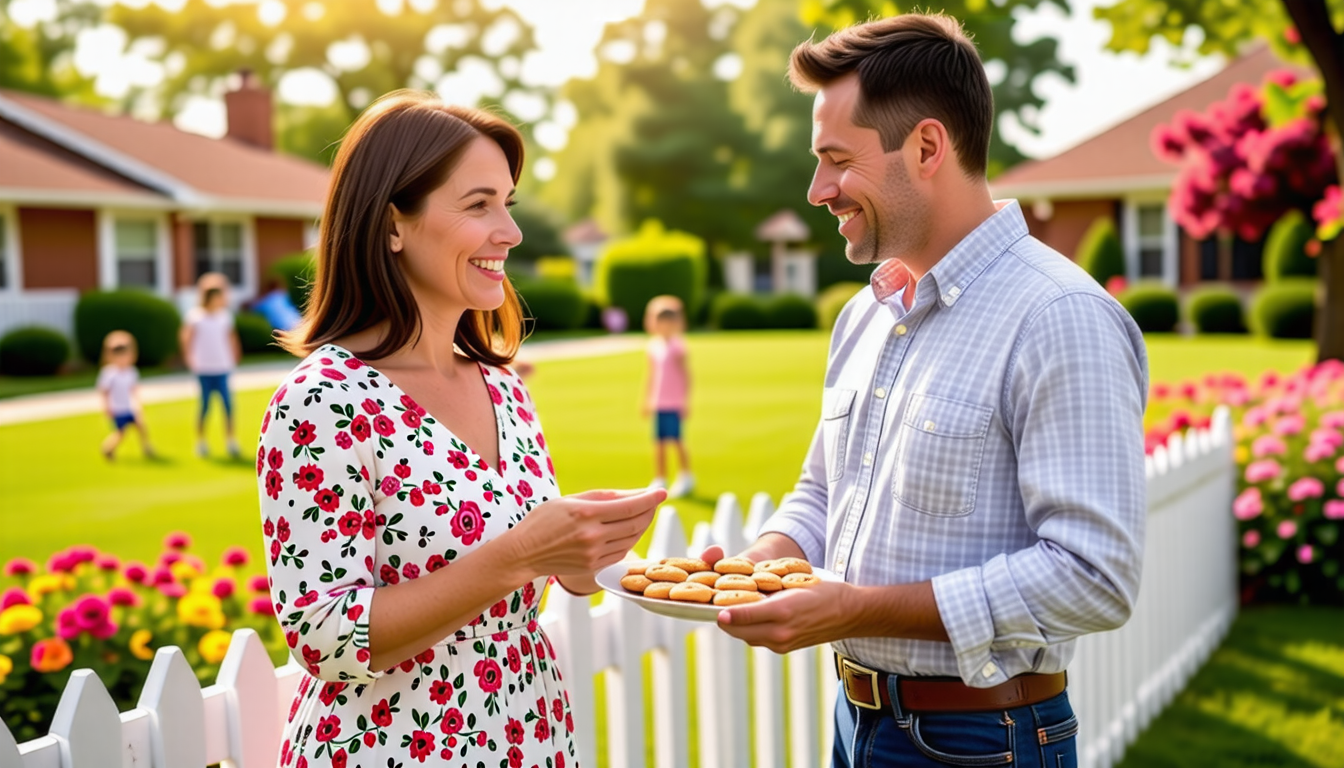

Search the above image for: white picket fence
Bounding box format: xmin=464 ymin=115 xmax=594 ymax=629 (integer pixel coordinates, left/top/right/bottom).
xmin=1 ymin=407 xmax=1237 ymax=768
xmin=0 ymin=290 xmax=79 ymax=340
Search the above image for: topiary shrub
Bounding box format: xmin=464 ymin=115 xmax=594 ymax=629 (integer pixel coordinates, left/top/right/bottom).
xmin=595 ymin=220 xmax=707 ymax=327
xmin=235 ymin=311 xmax=275 ymax=354
xmin=269 ymin=252 xmax=316 ymax=311
xmin=711 ymin=293 xmax=769 ymax=330
xmin=1185 ymin=285 xmax=1245 ymax=334
xmin=0 ymin=326 xmax=70 ymax=376
xmin=514 ymin=277 xmax=587 ymax=332
xmin=1117 ymin=281 xmax=1180 ymax=333
xmin=74 ymin=290 xmax=180 ymax=366
xmin=816 ymin=282 xmax=867 ymax=330
xmin=1076 ymin=217 xmax=1126 ymax=286
xmin=1252 ymin=279 xmax=1317 ymax=339
xmin=766 ymin=294 xmax=818 ymax=329
xmin=1263 ymin=210 xmax=1318 ymax=281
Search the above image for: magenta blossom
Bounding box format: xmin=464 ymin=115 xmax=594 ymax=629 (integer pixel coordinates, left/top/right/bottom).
xmin=123 ymin=562 xmax=148 ymax=584
xmin=1242 ymin=530 xmax=1261 ymax=548
xmin=1242 ymin=407 xmax=1269 ymax=428
xmin=1287 ymin=477 xmax=1324 ymax=501
xmin=1277 ymin=520 xmax=1298 ymax=539
xmin=1251 ymin=435 xmax=1287 ymax=457
xmin=249 ymin=574 xmax=270 ymax=592
xmin=1310 ymin=428 xmax=1344 ymax=449
xmin=69 ymin=546 xmax=97 ymax=563
xmin=249 ymin=597 xmax=276 ymax=616
xmin=107 ymin=587 xmax=139 ymax=607
xmin=1297 ymin=544 xmax=1315 ymax=563
xmin=1 ymin=587 xmax=31 ymax=610
xmin=1233 ymin=488 xmax=1263 ymax=520
xmin=213 ymin=578 xmax=236 ymax=599
xmin=1273 ymin=414 xmax=1306 ymax=436
xmin=56 ymin=608 xmax=81 ymax=639
xmin=1325 ymin=500 xmax=1344 ymax=520
xmin=1304 ymin=442 xmax=1335 ymax=463
xmin=158 ymin=583 xmax=187 ymax=599
xmin=95 ymin=554 xmax=120 ymax=571
xmin=222 ymin=547 xmax=250 ymax=567
xmin=164 ymin=532 xmax=192 ymax=550
xmin=1244 ymin=459 xmax=1283 ymax=483
xmin=3 ymin=557 xmax=35 ymax=577
xmin=72 ymin=595 xmax=110 ymax=630
xmin=1321 ymin=410 xmax=1344 ymax=429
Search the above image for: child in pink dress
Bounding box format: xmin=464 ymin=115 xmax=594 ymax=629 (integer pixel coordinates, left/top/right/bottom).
xmin=643 ymin=295 xmax=693 ymax=497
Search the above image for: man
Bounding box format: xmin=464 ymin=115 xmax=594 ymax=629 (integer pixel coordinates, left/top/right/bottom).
xmin=704 ymin=13 xmax=1148 ymax=767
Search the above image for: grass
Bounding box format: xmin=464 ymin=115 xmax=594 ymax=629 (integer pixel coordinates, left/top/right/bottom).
xmin=1117 ymin=606 xmax=1344 ymax=768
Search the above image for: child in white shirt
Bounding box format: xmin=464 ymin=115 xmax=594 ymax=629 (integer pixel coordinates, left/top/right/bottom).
xmin=97 ymin=330 xmax=155 ymax=460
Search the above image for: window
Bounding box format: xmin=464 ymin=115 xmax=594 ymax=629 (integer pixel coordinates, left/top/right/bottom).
xmin=114 ymin=218 xmax=158 ymax=289
xmin=194 ymin=221 xmax=244 ymax=285
xmin=1231 ymin=237 xmax=1265 ymax=280
xmin=1137 ymin=204 xmax=1166 ymax=278
xmin=1198 ymin=237 xmax=1220 ymax=281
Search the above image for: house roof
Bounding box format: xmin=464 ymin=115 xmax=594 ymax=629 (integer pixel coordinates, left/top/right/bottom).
xmin=563 ymin=218 xmax=607 ymax=245
xmin=0 ymin=89 xmax=328 ymax=217
xmin=0 ymin=118 xmax=165 ymax=207
xmin=991 ymin=45 xmax=1304 ymax=200
xmin=756 ymin=209 xmax=810 ymax=242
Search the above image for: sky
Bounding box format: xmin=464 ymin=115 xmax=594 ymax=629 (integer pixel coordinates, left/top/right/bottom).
xmin=7 ymin=0 xmax=1227 ymax=161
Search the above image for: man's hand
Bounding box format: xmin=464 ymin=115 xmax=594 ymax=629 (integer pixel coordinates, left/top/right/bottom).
xmin=715 ymin=580 xmax=859 ymax=653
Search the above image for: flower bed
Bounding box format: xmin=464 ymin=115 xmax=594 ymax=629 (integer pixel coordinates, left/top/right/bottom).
xmin=0 ymin=534 xmax=283 ymax=741
xmin=1144 ymin=361 xmax=1344 ymax=605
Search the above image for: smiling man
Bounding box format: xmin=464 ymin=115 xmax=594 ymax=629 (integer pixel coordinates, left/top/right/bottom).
xmin=704 ymin=13 xmax=1149 ymax=767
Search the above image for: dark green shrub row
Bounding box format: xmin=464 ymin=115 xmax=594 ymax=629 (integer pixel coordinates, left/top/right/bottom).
xmin=711 ymin=293 xmax=818 ymax=330
xmin=1117 ymin=281 xmax=1180 ymax=333
xmin=1076 ymin=217 xmax=1126 ymax=286
xmin=595 ymin=221 xmax=707 ymax=330
xmin=269 ymin=252 xmax=315 ymax=312
xmin=1185 ymin=285 xmax=1245 ymax=334
xmin=0 ymin=326 xmax=69 ymax=376
xmin=1252 ymin=279 xmax=1316 ymax=339
xmin=235 ymin=311 xmax=276 ymax=354
xmin=74 ymin=289 xmax=180 ymax=366
xmin=514 ymin=277 xmax=588 ymax=332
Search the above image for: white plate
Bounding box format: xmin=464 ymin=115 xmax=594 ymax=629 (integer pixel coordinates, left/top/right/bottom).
xmin=595 ymin=561 xmax=840 ymax=623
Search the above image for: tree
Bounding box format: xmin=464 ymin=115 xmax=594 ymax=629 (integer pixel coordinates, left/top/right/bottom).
xmin=0 ymin=0 xmax=100 ymax=101
xmin=1096 ymin=0 xmax=1344 ymax=359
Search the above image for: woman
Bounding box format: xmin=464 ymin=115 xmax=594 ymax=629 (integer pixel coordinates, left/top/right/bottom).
xmin=257 ymin=91 xmax=663 ymax=768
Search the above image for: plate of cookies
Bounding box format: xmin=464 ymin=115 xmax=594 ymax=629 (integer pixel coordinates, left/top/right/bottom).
xmin=596 ymin=555 xmax=835 ymax=622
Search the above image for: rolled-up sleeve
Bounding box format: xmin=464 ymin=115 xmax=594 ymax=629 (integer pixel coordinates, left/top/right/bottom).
xmin=932 ymin=293 xmax=1148 ymax=687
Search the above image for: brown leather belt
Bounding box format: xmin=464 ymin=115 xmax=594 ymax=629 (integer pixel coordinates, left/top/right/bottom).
xmin=835 ymin=654 xmax=1066 ymax=713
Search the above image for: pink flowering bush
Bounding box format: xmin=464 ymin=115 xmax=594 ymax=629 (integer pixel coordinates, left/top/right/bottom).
xmin=1145 ymin=362 xmax=1344 ymax=604
xmin=0 ymin=536 xmax=282 ymax=742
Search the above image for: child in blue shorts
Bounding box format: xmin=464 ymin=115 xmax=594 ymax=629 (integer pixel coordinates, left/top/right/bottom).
xmin=97 ymin=330 xmax=155 ymax=460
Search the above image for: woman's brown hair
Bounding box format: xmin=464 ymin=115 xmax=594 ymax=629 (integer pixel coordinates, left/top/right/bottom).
xmin=280 ymin=91 xmax=525 ymax=365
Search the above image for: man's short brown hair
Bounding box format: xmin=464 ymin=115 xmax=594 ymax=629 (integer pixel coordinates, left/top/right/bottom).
xmin=789 ymin=13 xmax=993 ymax=177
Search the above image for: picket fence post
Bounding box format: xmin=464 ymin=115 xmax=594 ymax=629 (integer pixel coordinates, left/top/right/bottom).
xmin=48 ymin=669 xmax=121 ymax=768
xmin=645 ymin=507 xmax=690 ymax=768
xmin=215 ymin=628 xmax=282 ymax=768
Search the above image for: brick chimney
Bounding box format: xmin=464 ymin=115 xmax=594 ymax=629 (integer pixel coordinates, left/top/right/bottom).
xmin=224 ymin=69 xmax=273 ymax=150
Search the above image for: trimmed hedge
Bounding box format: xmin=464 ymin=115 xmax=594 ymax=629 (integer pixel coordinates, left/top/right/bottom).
xmin=0 ymin=326 xmax=69 ymax=376
xmin=1185 ymin=285 xmax=1246 ymax=334
xmin=1252 ymin=279 xmax=1317 ymax=339
xmin=1076 ymin=217 xmax=1126 ymax=286
xmin=1263 ymin=211 xmax=1318 ymax=281
xmin=235 ymin=311 xmax=276 ymax=354
xmin=766 ymin=294 xmax=818 ymax=329
xmin=514 ymin=277 xmax=588 ymax=331
xmin=817 ymin=282 xmax=866 ymax=330
xmin=711 ymin=293 xmax=769 ymax=330
xmin=1117 ymin=281 xmax=1179 ymax=333
xmin=595 ymin=221 xmax=707 ymax=327
xmin=74 ymin=290 xmax=180 ymax=366
xmin=269 ymin=252 xmax=315 ymax=311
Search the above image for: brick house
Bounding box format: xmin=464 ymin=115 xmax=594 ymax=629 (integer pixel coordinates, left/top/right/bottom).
xmin=991 ymin=46 xmax=1302 ymax=288
xmin=0 ymin=72 xmax=327 ymax=338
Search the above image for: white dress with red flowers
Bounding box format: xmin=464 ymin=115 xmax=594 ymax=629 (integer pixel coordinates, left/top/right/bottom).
xmin=257 ymin=344 xmax=577 ymax=768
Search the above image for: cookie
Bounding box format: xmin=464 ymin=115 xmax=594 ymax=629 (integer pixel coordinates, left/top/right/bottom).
xmin=625 ymin=560 xmax=651 ymax=576
xmin=643 ymin=581 xmax=675 ymax=599
xmin=775 ymin=558 xmax=813 ymax=575
xmin=660 ymin=557 xmax=713 ymax=573
xmin=713 ymin=557 xmax=756 ymax=575
xmin=713 ymin=590 xmax=765 ymax=606
xmin=646 ymin=564 xmax=689 ymax=583
xmin=668 ymin=582 xmax=716 ymax=603
xmin=751 ymin=571 xmax=784 ymax=592
xmin=781 ymin=572 xmax=820 ymax=588
xmin=620 ymin=574 xmax=653 ymax=593
xmin=688 ymin=571 xmax=721 ymax=587
xmin=714 ymin=574 xmax=758 ymax=592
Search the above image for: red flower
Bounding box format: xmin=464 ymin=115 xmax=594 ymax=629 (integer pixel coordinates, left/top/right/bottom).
xmin=361 ymin=398 xmax=381 ymax=415
xmin=344 ymin=357 xmax=364 ymax=369
xmin=517 ymin=480 xmax=533 ymax=498
xmin=393 ymin=462 xmax=412 ymax=479
xmin=408 ymin=730 xmax=435 ymax=762
xmin=334 ymin=431 xmax=353 ymax=449
xmin=524 ymin=456 xmax=542 ymax=477
xmin=399 ymin=394 xmax=423 ymax=413
xmin=380 ymin=475 xmax=400 ymax=497
xmin=361 ymin=510 xmax=377 ymax=540
xmin=415 ymin=648 xmax=435 ymax=664
xmin=363 ymin=732 xmax=376 ymax=748
xmin=379 ymin=564 xmax=400 ymax=585
xmin=490 ymin=599 xmax=508 ymax=618
xmin=314 ymin=715 xmax=340 ymax=742
xmin=440 ymin=708 xmax=464 ymax=735
xmin=428 ymin=679 xmax=453 ymax=705
xmin=269 ymin=539 xmax=281 ymax=563
xmin=314 ymin=488 xmax=340 ymax=512
xmin=447 ymin=450 xmax=470 ymax=469
xmin=331 ymin=749 xmax=347 ymax=768
xmin=256 ymin=446 xmax=266 ymax=475
xmin=518 ymin=408 xmax=534 ymax=424
xmin=426 ymin=554 xmax=447 ymax=572
xmin=293 ymin=464 xmax=325 ymax=491
xmin=338 ymin=512 xmax=362 ymax=537
xmin=451 ymin=502 xmax=485 ymax=546
xmin=522 ymin=582 xmax=536 ymax=607
xmin=265 ymin=470 xmax=284 ymax=500
xmin=320 ymin=368 xmax=345 ymax=381
xmin=277 ymin=517 xmax=291 ymax=543
xmin=534 ymin=717 xmax=550 ymax=741
xmin=402 ymin=562 xmax=420 ymax=580
xmin=351 ymin=415 xmax=371 ymax=442
xmin=268 ymin=448 xmax=284 ymax=470
xmin=536 ymin=433 xmax=546 ymax=450
xmin=373 ymin=415 xmax=396 ymax=437
xmin=552 ymin=698 xmax=564 ymax=722
xmin=292 ymin=421 xmax=317 ymax=446
xmin=507 ymin=746 xmax=524 ymax=768
xmin=487 ymin=384 xmax=503 ymax=404
xmin=475 ymin=658 xmax=502 ymax=693
xmin=302 ymin=645 xmax=322 ymax=667
xmin=513 ymin=386 xmax=524 ymax=402
xmin=318 ymin=682 xmax=345 ymax=706
xmin=402 ymin=410 xmax=422 ymax=428
xmin=507 ymin=645 xmax=522 ymax=673
xmin=371 ymin=698 xmax=394 ymax=727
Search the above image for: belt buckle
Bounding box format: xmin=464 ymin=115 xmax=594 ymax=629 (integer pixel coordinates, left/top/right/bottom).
xmin=840 ymin=657 xmax=883 ymax=711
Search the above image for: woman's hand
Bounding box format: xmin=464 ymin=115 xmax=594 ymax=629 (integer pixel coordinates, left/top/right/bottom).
xmin=505 ymin=488 xmax=666 ymax=581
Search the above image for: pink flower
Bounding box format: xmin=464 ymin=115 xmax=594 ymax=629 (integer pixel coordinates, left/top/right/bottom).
xmin=3 ymin=558 xmax=35 ymax=577
xmin=1273 ymin=414 xmax=1305 ymax=436
xmin=213 ymin=578 xmax=236 ymax=599
xmin=96 ymin=554 xmax=120 ymax=571
xmin=1311 ymin=427 xmax=1344 ymax=449
xmin=1242 ymin=530 xmax=1261 ymax=548
xmin=123 ymin=562 xmax=148 ymax=584
xmin=1244 ymin=459 xmax=1282 ymax=483
xmin=108 ymin=587 xmax=138 ymax=607
xmin=56 ymin=609 xmax=81 ymax=639
xmin=1325 ymin=500 xmax=1344 ymax=519
xmin=380 ymin=475 xmax=400 ymax=497
xmin=1304 ymin=442 xmax=1335 ymax=463
xmin=451 ymin=502 xmax=485 ymax=546
xmin=72 ymin=595 xmax=110 ymax=630
xmin=249 ymin=574 xmax=270 ymax=592
xmin=164 ymin=532 xmax=192 ymax=550
xmin=1233 ymin=488 xmax=1263 ymax=520
xmin=1287 ymin=477 xmax=1324 ymax=501
xmin=1 ymin=587 xmax=31 ymax=610
xmin=159 ymin=583 xmax=187 ymax=599
xmin=1297 ymin=544 xmax=1314 ymax=563
xmin=1242 ymin=406 xmax=1268 ymax=428
xmin=1252 ymin=435 xmax=1287 ymax=457
xmin=249 ymin=597 xmax=276 ymax=616
xmin=1321 ymin=410 xmax=1344 ymax=428
xmin=1277 ymin=520 xmax=1298 ymax=539
xmin=222 ymin=547 xmax=250 ymax=567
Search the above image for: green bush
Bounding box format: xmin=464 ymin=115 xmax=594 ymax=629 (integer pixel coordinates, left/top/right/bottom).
xmin=235 ymin=311 xmax=275 ymax=353
xmin=269 ymin=252 xmax=315 ymax=311
xmin=1263 ymin=210 xmax=1318 ymax=281
xmin=766 ymin=294 xmax=818 ymax=329
xmin=711 ymin=293 xmax=769 ymax=330
xmin=1252 ymin=279 xmax=1317 ymax=339
xmin=1117 ymin=281 xmax=1180 ymax=333
xmin=1076 ymin=217 xmax=1126 ymax=286
xmin=595 ymin=220 xmax=707 ymax=327
xmin=0 ymin=326 xmax=70 ymax=376
xmin=74 ymin=290 xmax=180 ymax=366
xmin=816 ymin=282 xmax=867 ymax=330
xmin=1185 ymin=285 xmax=1246 ymax=334
xmin=514 ymin=277 xmax=588 ymax=331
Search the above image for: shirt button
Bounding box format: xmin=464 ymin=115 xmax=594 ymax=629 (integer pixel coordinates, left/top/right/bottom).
xmin=874 ymin=387 xmax=886 ymax=399
xmin=862 ymin=452 xmax=873 ymax=466
xmin=894 ymin=324 xmax=908 ymax=336
xmin=923 ymin=420 xmax=936 ymax=432
xmin=942 ymin=294 xmax=953 ymax=305
xmin=949 ymin=286 xmax=962 ymax=297
xmin=982 ymin=662 xmax=998 ymax=678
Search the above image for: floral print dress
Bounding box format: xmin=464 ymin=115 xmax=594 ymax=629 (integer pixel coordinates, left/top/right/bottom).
xmin=257 ymin=344 xmax=577 ymax=768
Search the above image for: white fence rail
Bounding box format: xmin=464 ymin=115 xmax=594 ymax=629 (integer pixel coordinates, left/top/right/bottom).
xmin=0 ymin=290 xmax=79 ymax=340
xmin=2 ymin=408 xmax=1236 ymax=768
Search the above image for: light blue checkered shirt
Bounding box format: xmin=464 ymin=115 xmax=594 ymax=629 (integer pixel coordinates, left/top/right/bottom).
xmin=761 ymin=200 xmax=1149 ymax=688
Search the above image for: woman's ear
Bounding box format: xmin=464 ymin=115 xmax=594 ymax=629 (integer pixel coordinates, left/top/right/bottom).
xmin=388 ymin=203 xmax=404 ymax=254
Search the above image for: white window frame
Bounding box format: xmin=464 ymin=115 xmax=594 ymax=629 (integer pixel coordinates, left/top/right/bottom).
xmin=0 ymin=204 xmax=20 ymax=293
xmin=189 ymin=214 xmax=256 ymax=300
xmin=1122 ymin=194 xmax=1178 ymax=287
xmin=98 ymin=209 xmax=172 ymax=295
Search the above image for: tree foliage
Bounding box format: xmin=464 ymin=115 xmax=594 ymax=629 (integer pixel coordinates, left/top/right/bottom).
xmin=0 ymin=0 xmax=100 ymax=100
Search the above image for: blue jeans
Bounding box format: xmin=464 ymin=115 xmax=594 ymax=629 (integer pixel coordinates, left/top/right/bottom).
xmin=197 ymin=373 xmax=233 ymax=423
xmin=832 ymin=677 xmax=1079 ymax=768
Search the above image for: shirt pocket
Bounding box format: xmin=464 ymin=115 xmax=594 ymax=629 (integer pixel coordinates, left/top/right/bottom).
xmin=822 ymin=387 xmax=857 ymax=483
xmin=892 ymin=393 xmax=993 ymax=517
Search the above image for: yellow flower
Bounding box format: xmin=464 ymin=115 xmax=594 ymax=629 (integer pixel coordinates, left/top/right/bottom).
xmin=198 ymin=630 xmax=232 ymax=664
xmin=0 ymin=654 xmax=12 ymax=684
xmin=27 ymin=574 xmax=65 ymax=599
xmin=177 ymin=592 xmax=225 ymax=630
xmin=130 ymin=629 xmax=155 ymax=661
xmin=170 ymin=561 xmax=201 ymax=582
xmin=1234 ymin=445 xmax=1250 ymax=464
xmin=0 ymin=604 xmax=42 ymax=635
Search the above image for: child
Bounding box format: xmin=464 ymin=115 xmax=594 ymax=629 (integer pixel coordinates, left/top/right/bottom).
xmin=181 ymin=274 xmax=242 ymax=458
xmin=97 ymin=331 xmax=155 ymax=460
xmin=643 ymin=295 xmax=693 ymax=497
